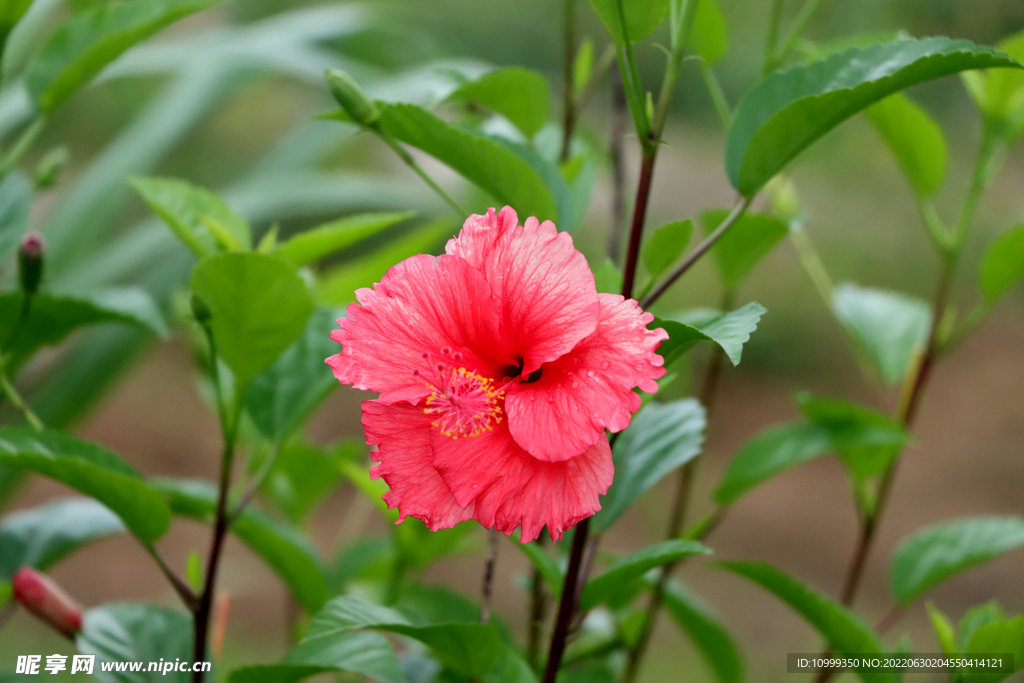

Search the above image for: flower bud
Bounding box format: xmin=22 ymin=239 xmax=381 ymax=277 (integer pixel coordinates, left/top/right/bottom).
xmin=18 ymin=232 xmax=44 ymax=296
xmin=190 ymin=293 xmax=212 ymax=325
xmin=767 ymin=175 xmax=802 ymax=224
xmin=325 ymin=68 xmax=380 ymax=127
xmin=12 ymin=567 xmax=83 ymax=639
xmin=34 ymin=147 xmax=69 ymax=189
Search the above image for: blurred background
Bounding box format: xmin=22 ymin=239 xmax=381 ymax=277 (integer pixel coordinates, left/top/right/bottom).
xmin=1 ymin=0 xmax=1022 ymax=680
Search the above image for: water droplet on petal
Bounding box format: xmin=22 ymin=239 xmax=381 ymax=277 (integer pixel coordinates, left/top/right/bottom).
xmin=571 ymin=381 xmax=579 ymax=388
xmin=635 ymin=364 xmax=644 ymax=371
xmin=602 ymin=361 xmax=610 ymax=369
xmin=587 ymin=370 xmax=595 ymax=377
xmin=547 ymin=395 xmax=554 ymax=403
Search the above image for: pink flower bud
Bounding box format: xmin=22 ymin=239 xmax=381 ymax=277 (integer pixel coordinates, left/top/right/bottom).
xmin=18 ymin=232 xmax=45 ymax=296
xmin=12 ymin=567 xmax=83 ymax=639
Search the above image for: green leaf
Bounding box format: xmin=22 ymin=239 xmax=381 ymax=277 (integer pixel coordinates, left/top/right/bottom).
xmin=573 ymin=38 xmax=594 ymax=94
xmin=720 ymin=562 xmax=895 ymax=683
xmin=593 ymin=399 xmax=706 ymax=532
xmin=642 ymin=219 xmax=693 ymax=280
xmin=0 ymin=0 xmax=32 ymax=57
xmin=260 ymin=440 xmax=355 ymax=523
xmin=866 ymin=93 xmax=947 ymax=198
xmin=587 ymin=0 xmax=669 ymax=44
xmin=0 ymin=172 xmax=31 ymax=261
xmin=0 ymin=428 xmax=170 ymax=543
xmin=889 ymin=517 xmax=1024 ymax=604
xmin=656 ymin=302 xmax=767 ymax=367
xmin=726 ymin=37 xmax=1022 ymax=196
xmin=964 ymin=617 xmax=1024 ymax=683
xmin=154 ymin=478 xmax=328 ymax=612
xmin=487 ymin=134 xmax=574 ymax=231
xmin=980 ymin=224 xmax=1024 ymax=302
xmin=516 ymin=540 xmax=564 ymax=598
xmin=959 ymin=603 xmax=1006 ymax=653
xmin=130 ymin=176 xmax=251 ymax=257
xmin=484 ymin=649 xmax=538 ymax=683
xmin=963 ymin=32 xmax=1024 ymax=139
xmin=278 ymin=211 xmax=413 ymax=266
xmin=329 ymin=536 xmax=393 ymax=593
xmin=661 ymin=581 xmax=743 ymax=683
xmin=715 ymin=422 xmax=831 ymax=505
xmin=832 ymin=283 xmax=931 ymax=385
xmin=24 ymin=0 xmax=220 ymax=112
xmin=185 ymin=550 xmax=202 ymax=594
xmin=318 ymin=219 xmax=452 ymax=305
xmin=77 ymin=603 xmax=195 ymax=683
xmin=447 ymin=67 xmax=551 ymax=139
xmin=377 ymin=102 xmax=560 ymax=224
xmin=581 ymin=540 xmax=710 ymax=610
xmin=243 ymin=308 xmax=343 ymax=442
xmin=690 ymin=0 xmax=728 ymax=66
xmin=700 ymin=209 xmax=788 ymax=288
xmin=592 ymin=258 xmax=623 ymax=295
xmin=0 ymin=289 xmax=167 ymax=373
xmin=0 ymin=498 xmax=124 ymax=581
xmin=305 ymin=595 xmax=503 ymax=678
xmin=190 ymin=252 xmax=314 ymax=387
xmin=274 ymin=631 xmax=406 ymax=683
xmin=926 ymin=602 xmax=957 ymax=655
xmin=798 ymin=394 xmax=909 ymax=478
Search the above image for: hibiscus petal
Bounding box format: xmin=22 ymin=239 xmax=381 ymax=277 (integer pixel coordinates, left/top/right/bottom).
xmin=446 ymin=207 xmax=600 ymax=374
xmin=327 ymin=253 xmax=506 ymax=403
xmin=506 ymin=293 xmax=668 ymax=461
xmin=431 ymin=421 xmax=613 ymax=543
xmin=362 ymin=400 xmax=474 ymax=531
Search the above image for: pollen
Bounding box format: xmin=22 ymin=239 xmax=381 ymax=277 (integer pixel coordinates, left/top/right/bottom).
xmin=421 ymin=366 xmax=504 ymax=439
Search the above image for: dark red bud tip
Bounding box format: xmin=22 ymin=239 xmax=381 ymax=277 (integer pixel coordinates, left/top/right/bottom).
xmin=12 ymin=567 xmax=83 ymax=638
xmin=18 ymin=232 xmax=45 ymax=296
xmin=20 ymin=232 xmax=44 ymax=257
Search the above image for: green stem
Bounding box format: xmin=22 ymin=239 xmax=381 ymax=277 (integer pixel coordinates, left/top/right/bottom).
xmin=766 ymin=0 xmax=824 ymax=73
xmin=700 ymin=63 xmax=731 ymax=128
xmin=378 ymin=133 xmax=468 ymax=216
xmin=574 ymin=44 xmax=616 ymax=115
xmin=560 ymin=0 xmax=577 ymax=163
xmin=0 ymin=356 xmax=43 ymax=430
xmin=789 ymin=225 xmax=833 ymax=303
xmin=613 ymin=0 xmax=649 ymax=141
xmin=764 ymin=0 xmax=785 ymax=75
xmin=0 ymin=117 xmax=45 ymax=180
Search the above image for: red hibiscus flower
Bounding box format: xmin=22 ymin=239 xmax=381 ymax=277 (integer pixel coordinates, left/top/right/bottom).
xmin=327 ymin=207 xmax=666 ymax=542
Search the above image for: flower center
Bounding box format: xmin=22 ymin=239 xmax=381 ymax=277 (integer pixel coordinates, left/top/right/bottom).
xmin=420 ymin=365 xmax=505 ymax=439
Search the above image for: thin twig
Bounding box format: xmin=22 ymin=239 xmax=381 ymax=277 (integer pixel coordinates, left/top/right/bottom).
xmin=642 ymin=197 xmax=753 ymax=309
xmin=229 ymin=442 xmax=283 ymax=525
xmin=527 ymin=538 xmax=549 ymax=670
xmin=145 ymin=544 xmax=197 ymax=611
xmin=608 ymin=70 xmax=627 ymax=263
xmin=480 ymin=529 xmax=499 ymax=623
